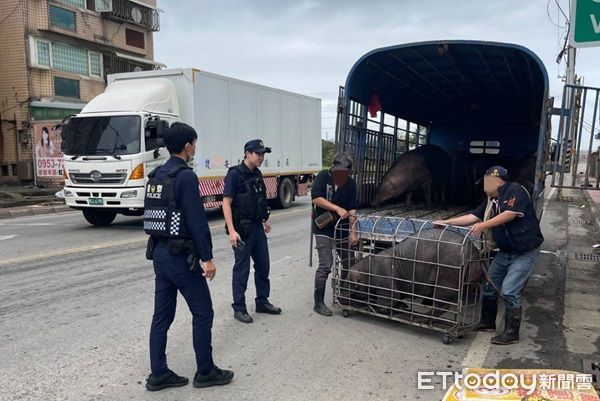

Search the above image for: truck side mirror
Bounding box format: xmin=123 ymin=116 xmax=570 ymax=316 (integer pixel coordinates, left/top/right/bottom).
xmin=156 ymin=120 xmax=169 ymax=138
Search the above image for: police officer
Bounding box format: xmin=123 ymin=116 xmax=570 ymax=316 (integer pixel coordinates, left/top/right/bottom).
xmin=435 ymin=166 xmax=544 ymax=345
xmin=223 ymin=139 xmax=282 ymax=323
xmin=144 ymin=123 xmax=233 ymax=391
xmin=311 ymin=152 xmax=359 ymax=316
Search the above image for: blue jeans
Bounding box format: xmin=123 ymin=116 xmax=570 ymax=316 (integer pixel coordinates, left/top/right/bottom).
xmin=232 ymin=221 xmax=271 ymax=312
xmin=149 ymin=242 xmax=215 ymax=376
xmin=483 ymin=246 xmax=541 ymax=308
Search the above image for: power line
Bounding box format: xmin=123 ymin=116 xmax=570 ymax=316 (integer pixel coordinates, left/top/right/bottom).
xmin=554 ymin=0 xmax=569 ymax=20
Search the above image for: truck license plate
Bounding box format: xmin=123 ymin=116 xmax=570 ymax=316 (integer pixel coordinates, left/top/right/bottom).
xmin=88 ymin=197 xmax=104 ymax=205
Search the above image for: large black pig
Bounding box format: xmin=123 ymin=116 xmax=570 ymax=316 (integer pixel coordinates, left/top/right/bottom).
xmin=343 ymin=228 xmax=485 ymax=320
xmin=371 ymin=145 xmax=451 ymax=207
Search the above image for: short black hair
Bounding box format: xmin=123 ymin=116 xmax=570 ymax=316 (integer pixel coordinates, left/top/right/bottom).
xmin=164 ymin=122 xmax=197 ymax=154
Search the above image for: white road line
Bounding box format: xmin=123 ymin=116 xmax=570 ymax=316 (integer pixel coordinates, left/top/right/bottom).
xmin=272 ymin=256 xmax=292 ymax=265
xmin=0 ymin=235 xmax=19 ymax=241
xmin=461 ymin=331 xmax=493 ymax=368
xmin=0 ymin=207 xmax=309 ymax=267
xmin=0 ymin=222 xmax=55 ymax=226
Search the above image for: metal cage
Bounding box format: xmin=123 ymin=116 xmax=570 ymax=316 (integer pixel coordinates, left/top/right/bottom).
xmin=332 ymin=216 xmax=489 ymax=344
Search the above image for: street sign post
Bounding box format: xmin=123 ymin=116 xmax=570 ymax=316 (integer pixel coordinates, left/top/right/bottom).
xmin=571 ymin=0 xmax=600 ymax=47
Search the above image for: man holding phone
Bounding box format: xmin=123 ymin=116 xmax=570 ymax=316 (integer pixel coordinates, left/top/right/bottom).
xmin=223 ymin=139 xmax=282 ymax=324
xmin=311 ymin=152 xmax=359 ymax=316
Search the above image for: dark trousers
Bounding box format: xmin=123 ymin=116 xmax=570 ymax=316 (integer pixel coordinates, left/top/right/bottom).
xmin=232 ymin=221 xmax=271 ymax=312
xmin=149 ymin=243 xmax=214 ymax=376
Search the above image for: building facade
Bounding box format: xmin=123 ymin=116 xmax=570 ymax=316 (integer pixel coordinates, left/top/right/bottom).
xmin=0 ymin=0 xmax=163 ymax=185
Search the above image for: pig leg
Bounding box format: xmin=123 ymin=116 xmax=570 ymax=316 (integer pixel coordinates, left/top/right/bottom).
xmin=422 ymin=181 xmax=432 ymax=206
xmin=405 ymin=191 xmax=413 ymax=208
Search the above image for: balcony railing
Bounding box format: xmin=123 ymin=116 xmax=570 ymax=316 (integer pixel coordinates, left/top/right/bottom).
xmin=101 ymin=0 xmax=160 ymax=31
xmin=103 ymin=52 xmax=159 ymax=78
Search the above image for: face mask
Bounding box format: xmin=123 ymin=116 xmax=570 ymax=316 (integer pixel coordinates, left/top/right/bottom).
xmin=185 ymin=143 xmax=195 ymax=164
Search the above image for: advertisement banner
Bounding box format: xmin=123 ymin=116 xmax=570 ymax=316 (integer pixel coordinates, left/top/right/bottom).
xmin=33 ymin=122 xmax=63 ymax=177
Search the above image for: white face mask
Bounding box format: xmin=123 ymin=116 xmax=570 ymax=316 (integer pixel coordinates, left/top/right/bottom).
xmin=185 ymin=142 xmax=196 ymax=164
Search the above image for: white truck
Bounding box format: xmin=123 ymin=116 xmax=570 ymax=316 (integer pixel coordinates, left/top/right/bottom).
xmin=61 ymin=68 xmax=322 ymax=226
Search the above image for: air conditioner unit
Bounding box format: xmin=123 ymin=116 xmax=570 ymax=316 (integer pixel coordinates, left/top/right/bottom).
xmin=17 ymin=161 xmax=34 ymax=181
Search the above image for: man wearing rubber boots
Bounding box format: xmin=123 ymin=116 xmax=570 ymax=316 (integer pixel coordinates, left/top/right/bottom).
xmin=311 ymin=152 xmax=359 ymax=316
xmin=223 ymin=139 xmax=282 ymax=324
xmin=144 ymin=123 xmax=233 ymax=391
xmin=435 ymin=166 xmax=543 ymax=345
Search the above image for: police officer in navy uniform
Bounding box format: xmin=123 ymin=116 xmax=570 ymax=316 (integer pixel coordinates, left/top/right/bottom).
xmin=144 ymin=123 xmax=233 ymax=391
xmin=435 ymin=166 xmax=544 ymax=345
xmin=223 ymin=139 xmax=282 ymax=323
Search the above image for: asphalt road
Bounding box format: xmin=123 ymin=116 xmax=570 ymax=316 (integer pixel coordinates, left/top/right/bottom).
xmin=0 ymin=195 xmax=598 ymax=401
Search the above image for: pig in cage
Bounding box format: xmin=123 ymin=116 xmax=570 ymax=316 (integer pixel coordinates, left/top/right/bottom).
xmin=332 ymin=216 xmax=489 ymax=344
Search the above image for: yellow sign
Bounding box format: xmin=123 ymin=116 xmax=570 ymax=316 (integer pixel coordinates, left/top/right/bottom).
xmin=442 ymin=368 xmax=599 ymax=401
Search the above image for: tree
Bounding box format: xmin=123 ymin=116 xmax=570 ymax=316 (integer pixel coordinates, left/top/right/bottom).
xmin=322 ymin=139 xmax=335 ymax=168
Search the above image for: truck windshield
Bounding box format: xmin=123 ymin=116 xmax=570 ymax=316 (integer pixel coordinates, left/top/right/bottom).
xmin=63 ymin=115 xmax=141 ymax=156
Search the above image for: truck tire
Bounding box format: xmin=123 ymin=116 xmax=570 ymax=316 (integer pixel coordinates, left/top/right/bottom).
xmin=272 ymin=178 xmax=294 ymax=209
xmin=82 ymin=209 xmax=117 ymax=226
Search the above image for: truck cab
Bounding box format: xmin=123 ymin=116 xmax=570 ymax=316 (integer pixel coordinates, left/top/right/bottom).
xmin=62 ymin=78 xmax=175 ymax=225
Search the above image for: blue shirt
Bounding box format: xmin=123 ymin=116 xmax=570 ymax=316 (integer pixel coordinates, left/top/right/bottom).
xmin=154 ymin=156 xmax=213 ymax=261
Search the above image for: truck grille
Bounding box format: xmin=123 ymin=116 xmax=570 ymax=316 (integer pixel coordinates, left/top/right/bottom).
xmin=70 ymin=172 xmax=127 ymax=185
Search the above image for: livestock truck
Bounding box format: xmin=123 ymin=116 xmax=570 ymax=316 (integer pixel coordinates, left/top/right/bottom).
xmin=334 ymin=40 xmax=569 ymax=218
xmin=60 ymin=68 xmax=322 ymax=226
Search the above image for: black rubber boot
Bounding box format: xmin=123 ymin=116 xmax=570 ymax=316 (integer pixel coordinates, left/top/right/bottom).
xmin=491 ymin=307 xmax=522 ymax=345
xmin=476 ymin=296 xmax=498 ymax=332
xmin=313 ymin=284 xmax=332 ymax=316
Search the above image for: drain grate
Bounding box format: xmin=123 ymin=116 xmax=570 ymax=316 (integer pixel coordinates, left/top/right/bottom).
xmin=574 ymin=253 xmax=600 ymax=262
xmin=572 ymin=219 xmax=592 ymax=225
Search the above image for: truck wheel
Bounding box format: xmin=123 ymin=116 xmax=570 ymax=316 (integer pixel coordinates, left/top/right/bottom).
xmin=82 ymin=209 xmax=117 ymax=226
xmin=273 ymin=178 xmax=294 ymax=209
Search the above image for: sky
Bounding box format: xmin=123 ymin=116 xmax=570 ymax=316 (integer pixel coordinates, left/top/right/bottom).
xmin=154 ymin=0 xmax=600 ymax=150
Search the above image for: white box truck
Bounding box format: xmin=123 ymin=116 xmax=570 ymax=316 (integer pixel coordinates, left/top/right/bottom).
xmin=61 ymin=68 xmax=322 ymax=226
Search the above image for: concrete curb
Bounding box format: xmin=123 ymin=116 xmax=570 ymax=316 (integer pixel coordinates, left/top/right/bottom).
xmin=0 ymin=204 xmax=73 ymax=220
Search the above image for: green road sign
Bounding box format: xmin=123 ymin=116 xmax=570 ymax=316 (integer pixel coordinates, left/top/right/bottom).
xmin=571 ymin=0 xmax=600 ymax=47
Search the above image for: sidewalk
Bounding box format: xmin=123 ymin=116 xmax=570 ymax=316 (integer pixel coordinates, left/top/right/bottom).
xmin=0 ymin=185 xmax=69 ymax=219
xmin=561 ymin=181 xmax=600 ymax=384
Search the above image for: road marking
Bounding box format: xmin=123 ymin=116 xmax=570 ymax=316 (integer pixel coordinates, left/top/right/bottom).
xmin=0 ymin=235 xmax=19 ymax=241
xmin=461 ymin=331 xmax=492 ymax=368
xmin=0 ymin=222 xmax=55 ymax=226
xmin=272 ymin=256 xmax=292 ymax=265
xmin=0 ymin=206 xmax=309 ymax=267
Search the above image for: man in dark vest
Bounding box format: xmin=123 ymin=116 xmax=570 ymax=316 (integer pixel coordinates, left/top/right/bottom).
xmin=223 ymin=139 xmax=282 ymax=323
xmin=311 ymin=152 xmax=359 ymax=316
xmin=435 ymin=166 xmax=544 ymax=345
xmin=144 ymin=122 xmax=233 ymax=391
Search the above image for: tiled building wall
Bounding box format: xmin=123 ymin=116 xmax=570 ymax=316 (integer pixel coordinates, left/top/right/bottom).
xmin=0 ymin=0 xmax=30 ymax=179
xmin=0 ymin=0 xmax=158 ymax=182
xmin=28 ymin=0 xmax=156 ymax=58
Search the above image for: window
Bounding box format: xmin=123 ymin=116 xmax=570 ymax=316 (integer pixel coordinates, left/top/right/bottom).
xmin=31 ymin=38 xmax=103 ymax=78
xmin=54 ymin=77 xmax=80 ymax=98
xmin=52 ymin=42 xmax=89 ymax=75
xmin=85 ymin=0 xmax=112 ymax=12
xmin=89 ymin=52 xmax=102 ymax=76
xmin=125 ymin=28 xmax=145 ymax=49
xmin=49 ymin=6 xmax=76 ymax=30
xmin=36 ymin=40 xmax=51 ymax=66
xmin=470 ymin=140 xmax=500 ymax=155
xmin=56 ymin=0 xmax=86 ymax=8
